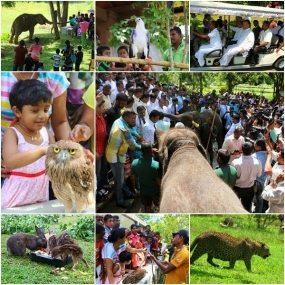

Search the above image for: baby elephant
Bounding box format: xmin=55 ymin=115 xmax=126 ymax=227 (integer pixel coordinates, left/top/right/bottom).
xmin=51 ymin=244 xmax=89 ymax=270
xmin=7 ymin=225 xmax=47 ymax=256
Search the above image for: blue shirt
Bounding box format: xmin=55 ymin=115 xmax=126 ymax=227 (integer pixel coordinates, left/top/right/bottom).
xmin=252 ymin=151 xmax=268 ymax=186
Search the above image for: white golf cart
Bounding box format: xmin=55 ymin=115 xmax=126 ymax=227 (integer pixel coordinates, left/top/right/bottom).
xmin=190 ymin=1 xmax=284 ymax=71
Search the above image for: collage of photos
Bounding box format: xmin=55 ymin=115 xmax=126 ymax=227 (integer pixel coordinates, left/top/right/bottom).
xmin=0 ymin=0 xmax=283 ymax=284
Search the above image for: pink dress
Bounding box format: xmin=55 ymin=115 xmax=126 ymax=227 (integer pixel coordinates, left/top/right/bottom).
xmin=105 ymin=263 xmax=122 ymax=284
xmin=1 ymin=127 xmax=49 ymax=208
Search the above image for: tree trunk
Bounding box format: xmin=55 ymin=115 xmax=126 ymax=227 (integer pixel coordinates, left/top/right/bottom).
xmin=181 ymin=1 xmax=189 ymax=69
xmin=199 ymin=73 xmax=203 ymax=94
xmin=49 ymin=2 xmax=60 ymax=40
xmin=62 ymin=1 xmax=69 ymax=27
xmin=56 ymin=1 xmax=62 ymax=24
xmin=166 ymin=2 xmax=174 ymax=71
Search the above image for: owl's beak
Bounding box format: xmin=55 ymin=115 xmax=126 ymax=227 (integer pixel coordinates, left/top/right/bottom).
xmin=59 ymin=152 xmax=68 ymax=163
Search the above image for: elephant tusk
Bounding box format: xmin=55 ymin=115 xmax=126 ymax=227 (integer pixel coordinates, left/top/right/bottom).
xmin=192 ymin=121 xmax=199 ymax=128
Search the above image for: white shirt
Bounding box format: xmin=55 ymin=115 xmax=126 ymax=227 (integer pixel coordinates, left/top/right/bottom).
xmin=222 ymin=134 xmax=245 ymax=163
xmin=262 ymin=183 xmax=284 ymax=213
xmin=102 ymin=94 xmax=112 ymax=110
xmin=237 ymin=28 xmax=255 ymax=52
xmin=110 ymin=88 xmax=120 ymax=105
xmin=131 ymin=95 xmax=143 ymax=114
xmin=200 ymin=106 xmax=212 ymax=113
xmin=225 ymin=121 xmax=242 ymax=138
xmin=208 ymin=28 xmax=222 ymax=49
xmin=258 ymin=29 xmax=273 ymax=49
xmin=143 ymin=120 xmax=156 ymax=143
xmin=154 ymin=105 xmax=170 ymax=122
xmin=168 ymin=104 xmax=178 ymax=115
xmin=219 ymin=104 xmax=228 ymax=118
xmin=146 ymin=101 xmax=157 ymax=115
xmin=231 ymin=155 xmax=262 ymax=188
xmin=135 ymin=117 xmax=148 ymax=136
xmin=230 ymin=26 xmax=243 ymax=41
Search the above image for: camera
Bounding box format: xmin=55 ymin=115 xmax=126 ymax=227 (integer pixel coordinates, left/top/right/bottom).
xmin=251 ymin=126 xmax=267 ymax=134
xmin=245 ymin=137 xmax=255 ymax=144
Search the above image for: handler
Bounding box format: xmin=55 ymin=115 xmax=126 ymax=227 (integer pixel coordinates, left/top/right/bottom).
xmin=148 ymin=229 xmax=189 ymax=284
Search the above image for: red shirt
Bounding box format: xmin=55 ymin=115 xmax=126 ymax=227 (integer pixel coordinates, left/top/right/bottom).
xmin=80 ymin=21 xmax=89 ymax=33
xmin=14 ymin=46 xmax=28 ymax=65
xmin=96 ymin=240 xmax=105 ymax=267
xmin=96 ymin=115 xmax=107 ymax=157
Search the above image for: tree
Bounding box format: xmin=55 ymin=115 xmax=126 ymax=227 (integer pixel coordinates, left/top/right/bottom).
xmin=49 ymin=2 xmax=60 ymax=40
xmin=1 ymin=1 xmax=15 ymax=8
xmin=266 ymin=72 xmax=284 ymax=101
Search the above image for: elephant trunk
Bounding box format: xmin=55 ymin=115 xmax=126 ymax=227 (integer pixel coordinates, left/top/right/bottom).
xmin=163 ymin=113 xmax=181 ymax=122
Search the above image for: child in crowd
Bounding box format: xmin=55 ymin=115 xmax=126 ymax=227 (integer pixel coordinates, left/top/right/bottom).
xmin=24 ymin=52 xmax=34 ymax=71
xmin=96 ymin=46 xmax=132 ymax=71
xmin=38 ymin=62 xmax=44 ymax=71
xmin=105 ymin=251 xmax=132 ymax=284
xmin=96 ymin=222 xmax=105 ymax=284
xmin=115 ymin=46 xmax=129 ymax=68
xmin=50 ymin=48 xmax=61 ymax=71
xmin=75 ymin=45 xmax=83 ymax=71
xmin=1 ymin=79 xmax=55 ymax=209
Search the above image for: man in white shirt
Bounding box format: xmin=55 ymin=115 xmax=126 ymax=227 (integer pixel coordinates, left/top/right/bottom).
xmin=225 ymin=114 xmax=242 ymax=138
xmin=102 ymin=83 xmax=112 ymax=110
xmin=231 ymin=142 xmax=262 ymax=212
xmin=131 ymin=87 xmax=143 ymax=114
xmin=229 ymin=21 xmax=243 ymax=44
xmin=192 ymin=20 xmax=222 ymax=67
xmin=110 ymin=81 xmax=125 ymax=105
xmin=154 ymin=98 xmax=169 ymax=122
xmin=222 ymin=126 xmax=245 ymax=163
xmin=146 ymin=94 xmax=158 ymax=115
xmin=215 ymin=20 xmax=254 ymax=67
xmin=143 ymin=110 xmax=160 ymax=144
xmin=250 ymin=21 xmax=272 ymax=65
xmin=135 ymin=105 xmax=148 ymax=137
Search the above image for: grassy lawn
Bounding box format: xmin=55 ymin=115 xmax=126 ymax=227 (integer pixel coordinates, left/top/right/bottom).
xmin=1 ymin=1 xmax=94 ymax=71
xmin=1 ymin=215 xmax=94 ymax=284
xmin=190 ymin=215 xmax=284 ymax=284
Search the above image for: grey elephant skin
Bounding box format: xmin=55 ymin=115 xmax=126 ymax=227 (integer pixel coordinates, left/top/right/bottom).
xmin=9 ymin=14 xmax=53 ymax=44
xmin=156 ymin=128 xmax=247 ymax=213
xmin=163 ymin=110 xmax=223 ymax=148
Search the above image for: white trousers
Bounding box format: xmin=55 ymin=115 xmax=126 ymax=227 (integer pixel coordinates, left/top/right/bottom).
xmin=195 ymin=45 xmax=217 ymax=66
xmin=220 ymin=45 xmax=242 ymax=66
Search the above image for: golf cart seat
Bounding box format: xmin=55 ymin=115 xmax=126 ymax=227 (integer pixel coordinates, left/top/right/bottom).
xmin=264 ymin=35 xmax=279 ymax=53
xmin=233 ymin=52 xmax=247 ymax=64
xmin=204 ymin=35 xmax=227 ymax=66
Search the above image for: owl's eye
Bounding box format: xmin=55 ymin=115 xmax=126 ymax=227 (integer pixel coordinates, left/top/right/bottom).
xmin=69 ymin=149 xmax=76 ymax=155
xmin=53 ymin=147 xmax=61 ymax=153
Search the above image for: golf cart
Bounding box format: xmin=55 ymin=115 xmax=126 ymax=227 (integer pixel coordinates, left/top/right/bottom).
xmin=190 ymin=1 xmax=284 ymax=71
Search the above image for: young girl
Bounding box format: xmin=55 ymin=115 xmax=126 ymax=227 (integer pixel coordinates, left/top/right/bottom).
xmin=105 ymin=250 xmax=132 ymax=284
xmin=1 ymin=79 xmax=55 ymax=208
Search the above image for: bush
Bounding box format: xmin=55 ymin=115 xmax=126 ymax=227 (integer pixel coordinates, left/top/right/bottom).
xmin=1 ymin=214 xmax=60 ymax=234
xmin=1 ymin=33 xmax=9 ymax=41
xmin=59 ymin=215 xmax=94 ymax=242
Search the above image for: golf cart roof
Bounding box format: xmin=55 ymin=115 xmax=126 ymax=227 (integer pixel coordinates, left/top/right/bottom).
xmin=191 ymin=1 xmax=284 ymax=19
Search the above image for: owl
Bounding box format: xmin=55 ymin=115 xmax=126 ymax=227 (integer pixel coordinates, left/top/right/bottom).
xmin=45 ymin=140 xmax=94 ymax=213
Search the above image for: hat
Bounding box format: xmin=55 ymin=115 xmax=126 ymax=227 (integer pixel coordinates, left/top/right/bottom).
xmin=172 ymin=229 xmax=189 ymax=244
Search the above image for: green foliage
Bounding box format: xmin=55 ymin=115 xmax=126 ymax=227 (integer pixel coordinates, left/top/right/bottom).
xmin=1 ymin=33 xmax=10 ymax=41
xmin=108 ymin=1 xmax=183 ymax=54
xmin=59 ymin=215 xmax=94 ymax=242
xmin=1 ymin=214 xmax=60 ymax=235
xmin=1 ymin=1 xmax=16 ymax=8
xmin=137 ymin=214 xmax=189 ymax=244
xmin=190 ymin=215 xmax=284 ymax=284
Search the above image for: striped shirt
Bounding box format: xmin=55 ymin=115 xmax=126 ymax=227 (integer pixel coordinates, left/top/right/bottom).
xmin=1 ymin=72 xmax=70 ymax=136
xmin=102 ymin=242 xmax=127 ymax=262
xmin=51 ymin=54 xmax=62 ymax=68
xmin=106 ymin=117 xmax=141 ymax=163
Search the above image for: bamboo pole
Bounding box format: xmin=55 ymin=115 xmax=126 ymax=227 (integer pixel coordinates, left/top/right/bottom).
xmin=182 ymin=1 xmax=189 ymax=64
xmin=206 ymin=108 xmax=217 ymax=152
xmin=95 ymin=56 xmax=189 ymax=69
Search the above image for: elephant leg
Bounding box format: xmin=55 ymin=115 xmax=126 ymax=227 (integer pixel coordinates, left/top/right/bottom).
xmin=29 ymin=27 xmax=35 ymax=42
xmin=14 ymin=32 xmax=20 ymax=45
xmin=9 ymin=29 xmax=15 ymax=43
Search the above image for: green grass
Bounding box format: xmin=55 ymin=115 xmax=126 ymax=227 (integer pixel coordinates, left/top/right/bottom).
xmin=203 ymin=83 xmax=275 ymax=100
xmin=190 ymin=215 xmax=284 ymax=284
xmin=1 ymin=215 xmax=94 ymax=284
xmin=1 ymin=1 xmax=94 ymax=71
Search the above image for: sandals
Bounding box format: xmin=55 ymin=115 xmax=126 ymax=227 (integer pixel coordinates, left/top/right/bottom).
xmin=97 ymin=188 xmax=109 ymax=196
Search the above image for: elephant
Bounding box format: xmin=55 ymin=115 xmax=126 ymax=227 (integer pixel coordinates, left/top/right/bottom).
xmin=9 ymin=14 xmax=54 ymax=44
xmin=163 ymin=110 xmax=224 ymax=149
xmin=156 ymin=128 xmax=247 ymax=213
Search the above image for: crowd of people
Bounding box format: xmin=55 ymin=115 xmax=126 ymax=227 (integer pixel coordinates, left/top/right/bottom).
xmin=1 ymin=72 xmax=94 ymax=209
xmin=190 ymin=12 xmax=284 ymax=67
xmin=96 ymin=72 xmax=284 ymax=214
xmin=12 ymin=12 xmax=95 ymax=72
xmin=96 ymin=215 xmax=189 ymax=284
xmin=96 ymin=26 xmax=189 ymax=71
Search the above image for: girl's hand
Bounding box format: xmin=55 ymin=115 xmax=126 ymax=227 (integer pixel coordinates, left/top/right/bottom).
xmin=1 ymin=160 xmax=11 ymax=179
